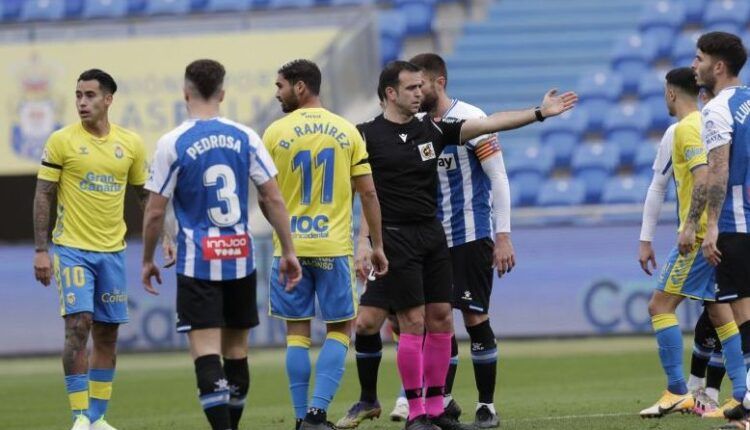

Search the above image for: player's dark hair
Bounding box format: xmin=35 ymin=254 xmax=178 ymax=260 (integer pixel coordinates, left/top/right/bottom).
xmin=377 ymin=60 xmax=421 ymax=98
xmin=185 ymin=59 xmax=226 ymax=99
xmin=409 ymin=53 xmax=448 ymax=86
xmin=666 ymin=67 xmax=700 ymax=97
xmin=278 ymin=59 xmax=321 ymax=96
xmin=77 ymin=69 xmax=117 ymax=94
xmin=697 ymin=31 xmax=747 ymax=77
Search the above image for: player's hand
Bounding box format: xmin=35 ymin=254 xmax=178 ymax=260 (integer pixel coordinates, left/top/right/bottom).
xmin=355 ymin=241 xmax=373 ymax=282
xmin=493 ymin=233 xmax=515 ymax=278
xmin=701 ymin=224 xmax=722 ymax=266
xmin=33 ymin=250 xmax=52 ymax=287
xmin=162 ymin=237 xmax=176 ymax=269
xmin=638 ymin=241 xmax=657 ymax=276
xmin=370 ymin=246 xmax=389 ymax=279
xmin=279 ymin=253 xmax=302 ymax=292
xmin=540 ymin=89 xmax=578 ymax=118
xmin=678 ymin=225 xmax=696 ymax=257
xmin=141 ymin=261 xmax=162 ymax=296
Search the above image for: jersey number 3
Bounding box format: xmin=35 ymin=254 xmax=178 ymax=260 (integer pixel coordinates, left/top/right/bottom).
xmin=292 ymin=148 xmax=334 ymax=205
xmin=204 ymin=164 xmax=241 ymax=227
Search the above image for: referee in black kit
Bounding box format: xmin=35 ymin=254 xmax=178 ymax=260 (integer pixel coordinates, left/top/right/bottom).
xmin=355 ymin=61 xmax=577 ymax=430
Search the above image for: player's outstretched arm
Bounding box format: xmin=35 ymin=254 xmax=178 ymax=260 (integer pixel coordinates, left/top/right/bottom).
xmin=702 ymin=145 xmax=730 ymax=266
xmin=32 ymin=179 xmax=57 ymax=286
xmin=142 ymin=192 xmax=169 ymax=295
xmin=353 ymin=174 xmax=388 ymax=279
xmin=257 ymin=178 xmax=302 ymax=291
xmin=459 ymin=89 xmax=578 ymax=142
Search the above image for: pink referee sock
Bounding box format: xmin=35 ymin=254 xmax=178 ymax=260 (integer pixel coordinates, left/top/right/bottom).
xmin=424 ymin=332 xmax=452 ymax=417
xmin=396 ymin=333 xmax=425 ymax=420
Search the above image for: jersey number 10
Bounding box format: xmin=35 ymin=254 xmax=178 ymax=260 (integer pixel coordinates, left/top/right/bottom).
xmin=292 ymin=148 xmax=334 ymax=205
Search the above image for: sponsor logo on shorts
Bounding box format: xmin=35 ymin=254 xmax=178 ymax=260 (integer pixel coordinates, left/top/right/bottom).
xmin=202 ymin=233 xmax=250 ymax=260
xmin=102 ymin=290 xmax=128 ymax=303
xmin=299 ymin=257 xmax=335 ymax=271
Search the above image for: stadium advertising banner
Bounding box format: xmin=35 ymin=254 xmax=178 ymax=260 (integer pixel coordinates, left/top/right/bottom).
xmin=0 ymin=29 xmax=337 ymax=175
xmin=1 ymin=223 xmax=699 ymax=355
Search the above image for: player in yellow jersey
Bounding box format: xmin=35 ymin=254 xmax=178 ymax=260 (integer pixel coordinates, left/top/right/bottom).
xmin=263 ymin=59 xmax=388 ymax=430
xmin=32 ymin=69 xmax=149 ymax=430
xmin=640 ymin=67 xmax=748 ymax=419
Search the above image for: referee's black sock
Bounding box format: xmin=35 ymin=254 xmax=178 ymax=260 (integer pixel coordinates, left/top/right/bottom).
xmin=690 ymin=310 xmax=715 ymax=380
xmin=195 ymin=354 xmax=232 ymax=430
xmin=467 ymin=320 xmax=498 ymax=405
xmin=444 ymin=335 xmax=459 ymax=397
xmin=355 ymin=332 xmax=382 ymax=404
xmin=223 ymin=357 xmax=249 ymax=430
xmin=739 ymin=321 xmax=750 ymax=369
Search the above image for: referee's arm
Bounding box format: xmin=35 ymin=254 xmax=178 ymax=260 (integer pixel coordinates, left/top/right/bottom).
xmin=459 ymin=89 xmax=578 ymax=143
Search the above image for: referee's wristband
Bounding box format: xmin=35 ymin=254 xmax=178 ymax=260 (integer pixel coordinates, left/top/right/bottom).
xmin=534 ymin=107 xmax=545 ymax=122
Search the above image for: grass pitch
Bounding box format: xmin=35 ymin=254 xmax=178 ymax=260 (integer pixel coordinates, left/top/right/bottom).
xmin=1 ymin=337 xmax=733 ymax=430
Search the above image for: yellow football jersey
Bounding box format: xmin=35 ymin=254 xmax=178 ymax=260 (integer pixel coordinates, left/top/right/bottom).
xmin=263 ymin=107 xmax=371 ymax=257
xmin=37 ymin=122 xmax=148 ymax=252
xmin=672 ymin=110 xmax=708 ymax=239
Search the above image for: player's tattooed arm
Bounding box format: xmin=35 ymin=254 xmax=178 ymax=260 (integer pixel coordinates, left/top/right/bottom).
xmin=678 ymin=165 xmax=707 ymax=255
xmin=706 ymin=145 xmax=730 ymax=223
xmin=33 ymin=179 xmax=57 ymax=252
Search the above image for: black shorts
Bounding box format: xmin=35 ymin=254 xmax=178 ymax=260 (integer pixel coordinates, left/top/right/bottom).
xmin=176 ymin=271 xmax=259 ymax=332
xmin=715 ymin=233 xmax=750 ymax=302
xmin=450 ymin=237 xmax=494 ymax=314
xmin=359 ymin=218 xmax=452 ymax=312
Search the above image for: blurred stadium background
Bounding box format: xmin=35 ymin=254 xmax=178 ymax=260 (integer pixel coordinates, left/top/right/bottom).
xmin=1 ymin=0 xmax=747 ymax=428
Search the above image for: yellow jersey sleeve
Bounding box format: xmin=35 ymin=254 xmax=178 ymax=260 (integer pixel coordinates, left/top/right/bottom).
xmin=38 ymin=131 xmax=65 ymax=182
xmin=128 ymin=134 xmax=149 ymax=185
xmin=350 ymin=129 xmax=371 ymax=177
xmin=675 ymin=119 xmax=707 ymax=171
xmin=262 ymin=125 xmax=278 ymax=160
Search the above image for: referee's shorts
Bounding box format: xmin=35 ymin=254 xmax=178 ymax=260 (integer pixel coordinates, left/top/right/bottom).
xmin=360 ymin=218 xmax=452 ymax=312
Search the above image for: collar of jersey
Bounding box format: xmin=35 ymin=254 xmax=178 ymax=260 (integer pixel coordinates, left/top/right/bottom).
xmin=442 ymin=98 xmax=458 ymax=119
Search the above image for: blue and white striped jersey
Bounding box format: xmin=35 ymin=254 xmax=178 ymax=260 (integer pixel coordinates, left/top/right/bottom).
xmin=702 ymin=86 xmax=750 ymax=233
xmin=435 ymin=99 xmax=501 ymax=247
xmin=146 ymin=117 xmax=277 ymax=281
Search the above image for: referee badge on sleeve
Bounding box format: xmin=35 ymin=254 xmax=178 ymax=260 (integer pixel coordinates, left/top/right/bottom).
xmin=418 ymin=142 xmax=436 ymax=161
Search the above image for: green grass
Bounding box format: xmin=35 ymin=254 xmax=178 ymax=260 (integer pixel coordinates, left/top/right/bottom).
xmin=1 ymin=336 xmax=732 ymax=430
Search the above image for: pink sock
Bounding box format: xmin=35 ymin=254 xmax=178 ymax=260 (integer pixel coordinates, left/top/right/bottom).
xmin=397 ymin=333 xmax=425 ymax=420
xmin=424 ymin=332 xmax=452 ymax=417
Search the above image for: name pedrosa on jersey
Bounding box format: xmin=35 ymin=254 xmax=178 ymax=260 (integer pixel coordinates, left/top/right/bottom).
xmin=186 ymin=134 xmax=241 ymax=160
xmin=79 ymin=172 xmax=122 ymax=192
xmin=279 ymin=122 xmax=351 ymax=149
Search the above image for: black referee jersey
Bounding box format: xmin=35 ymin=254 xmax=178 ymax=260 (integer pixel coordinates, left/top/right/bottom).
xmin=356 ymin=113 xmax=464 ymax=224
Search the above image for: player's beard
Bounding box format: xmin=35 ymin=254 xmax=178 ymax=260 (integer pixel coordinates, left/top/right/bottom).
xmin=280 ymin=94 xmax=300 ymax=113
xmin=420 ymin=93 xmax=437 ymax=114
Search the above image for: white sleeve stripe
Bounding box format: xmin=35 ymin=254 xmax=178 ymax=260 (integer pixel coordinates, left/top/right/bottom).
xmin=157 ymin=163 xmax=180 ymax=195
xmin=252 ymin=152 xmax=274 ymax=179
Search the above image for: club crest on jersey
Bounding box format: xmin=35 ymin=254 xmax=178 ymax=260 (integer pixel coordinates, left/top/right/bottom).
xmin=114 ymin=145 xmax=124 ymax=159
xmin=202 ymin=233 xmax=251 ymax=260
xmin=418 ymin=142 xmax=436 ymax=161
xmin=438 ymin=153 xmax=457 ymax=171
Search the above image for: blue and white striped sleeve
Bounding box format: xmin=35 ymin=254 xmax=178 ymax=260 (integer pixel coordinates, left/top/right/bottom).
xmin=247 ymin=129 xmax=278 ymax=186
xmin=145 ymin=135 xmax=179 ymax=198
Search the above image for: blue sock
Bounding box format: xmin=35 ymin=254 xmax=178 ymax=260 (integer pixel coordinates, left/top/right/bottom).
xmin=287 ymin=336 xmax=312 ymax=419
xmin=310 ymin=333 xmax=349 ymax=411
xmin=652 ymin=314 xmax=688 ymax=395
xmin=88 ymin=368 xmax=115 ymax=422
xmin=716 ymin=321 xmax=748 ymax=401
xmin=65 ymin=374 xmax=89 ymax=421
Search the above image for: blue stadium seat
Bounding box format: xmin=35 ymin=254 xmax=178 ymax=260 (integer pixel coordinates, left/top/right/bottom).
xmin=127 ymin=0 xmax=148 ymax=14
xmin=536 ymin=177 xmax=586 ymax=207
xmin=514 ymin=172 xmax=545 ymax=207
xmin=267 ymin=0 xmax=314 ymax=8
xmin=683 ymin=0 xmax=708 ymax=24
xmin=603 ymin=103 xmax=651 ymax=165
xmin=66 ymin=0 xmax=85 ymax=18
xmin=703 ymin=0 xmax=750 ymax=31
xmin=611 ymin=34 xmax=659 ymax=94
xmin=539 ymin=109 xmax=588 ymax=167
xmin=602 ymin=175 xmax=649 ymax=204
xmin=0 ymin=0 xmax=23 ymax=21
xmin=20 ymin=0 xmax=66 ymax=20
xmin=83 ymin=0 xmax=128 ymax=18
xmin=671 ymin=33 xmax=701 ymax=67
xmin=634 ymin=141 xmax=658 ymax=177
xmin=705 ymin=21 xmax=744 ymax=35
xmin=393 ymin=0 xmax=436 ymax=36
xmin=378 ymin=10 xmax=406 ymax=65
xmin=643 ymin=96 xmax=672 ymax=132
xmin=638 ymin=71 xmax=665 ymax=101
xmin=144 ymin=0 xmax=191 ymax=15
xmin=510 ymin=181 xmax=522 ymax=208
xmin=505 ymin=145 xmax=555 ymax=178
xmin=576 ymin=70 xmax=622 ymax=132
xmin=639 ymin=1 xmax=687 ymax=58
xmin=666 ymin=180 xmax=677 ymax=202
xmin=571 ymin=142 xmax=620 ymax=203
xmin=201 ymin=0 xmax=251 ymax=11
xmin=329 ymin=0 xmax=375 ymax=5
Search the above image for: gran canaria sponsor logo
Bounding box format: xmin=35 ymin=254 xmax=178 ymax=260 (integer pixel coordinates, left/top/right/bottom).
xmin=79 ymin=171 xmax=122 ymax=192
